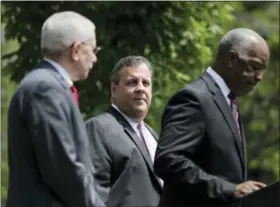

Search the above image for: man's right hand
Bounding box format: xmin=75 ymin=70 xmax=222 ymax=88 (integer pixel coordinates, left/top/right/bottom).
xmin=234 ymin=180 xmax=266 ymax=198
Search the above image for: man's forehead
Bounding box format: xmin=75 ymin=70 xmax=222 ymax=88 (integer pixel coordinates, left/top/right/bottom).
xmin=122 ymin=64 xmax=151 ymax=72
xmin=247 ymin=39 xmax=269 ymax=60
xmin=125 ymin=74 xmax=151 ymax=79
xmin=121 ymin=69 xmax=152 ymax=80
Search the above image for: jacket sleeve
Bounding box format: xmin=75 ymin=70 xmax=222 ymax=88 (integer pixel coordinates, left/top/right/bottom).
xmin=85 ymin=118 xmax=112 ymax=204
xmin=154 ymin=88 xmax=236 ymax=202
xmin=26 ymin=81 xmax=105 ymax=207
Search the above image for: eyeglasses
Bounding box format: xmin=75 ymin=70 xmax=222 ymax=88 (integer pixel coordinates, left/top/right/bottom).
xmin=93 ymin=46 xmax=102 ymax=55
xmin=69 ymin=42 xmax=102 ymax=55
xmin=80 ymin=42 xmax=102 ymax=55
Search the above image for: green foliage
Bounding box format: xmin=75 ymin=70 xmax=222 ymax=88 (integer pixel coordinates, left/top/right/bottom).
xmin=1 ymin=2 xmax=239 ymax=127
xmin=1 ymin=42 xmax=17 ymax=204
xmin=1 ymin=1 xmax=278 ymax=204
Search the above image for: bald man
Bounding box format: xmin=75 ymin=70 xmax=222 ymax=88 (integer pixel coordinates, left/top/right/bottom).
xmin=154 ymin=28 xmax=270 ymax=207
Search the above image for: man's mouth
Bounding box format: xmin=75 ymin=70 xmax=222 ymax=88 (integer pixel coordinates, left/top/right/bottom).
xmin=246 ymin=82 xmax=256 ymax=86
xmin=134 ymin=98 xmax=146 ymax=101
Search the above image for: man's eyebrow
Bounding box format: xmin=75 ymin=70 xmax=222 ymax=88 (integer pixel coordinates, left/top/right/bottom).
xmin=125 ymin=76 xmax=151 ymax=81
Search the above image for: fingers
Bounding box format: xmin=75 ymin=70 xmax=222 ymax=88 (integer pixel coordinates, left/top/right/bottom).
xmin=251 ymin=181 xmax=266 ymax=188
xmin=247 ymin=180 xmax=266 ymax=191
xmin=235 ymin=180 xmax=267 ymax=198
xmin=247 ymin=182 xmax=261 ymax=191
xmin=246 ymin=184 xmax=258 ymax=193
xmin=240 ymin=187 xmax=251 ymax=195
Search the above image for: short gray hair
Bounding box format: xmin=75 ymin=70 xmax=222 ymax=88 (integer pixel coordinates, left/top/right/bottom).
xmin=110 ymin=56 xmax=153 ymax=83
xmin=217 ymin=28 xmax=265 ymax=57
xmin=41 ymin=11 xmax=96 ymax=57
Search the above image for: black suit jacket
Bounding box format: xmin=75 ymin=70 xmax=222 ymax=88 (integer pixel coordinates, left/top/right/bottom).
xmin=85 ymin=106 xmax=162 ymax=207
xmin=6 ymin=60 xmax=104 ymax=207
xmin=154 ymin=71 xmax=247 ymax=207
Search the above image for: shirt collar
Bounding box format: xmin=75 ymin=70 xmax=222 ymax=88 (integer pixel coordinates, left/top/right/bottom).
xmin=111 ymin=104 xmax=144 ymax=132
xmin=44 ymin=58 xmax=73 ymax=87
xmin=206 ymin=66 xmax=231 ymax=99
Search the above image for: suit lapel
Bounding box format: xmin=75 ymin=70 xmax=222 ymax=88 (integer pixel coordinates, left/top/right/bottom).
xmin=107 ymin=107 xmax=154 ymax=172
xmin=124 ymin=128 xmax=155 ymax=170
xmin=124 ymin=126 xmax=163 ymax=189
xmin=144 ymin=124 xmax=164 ymax=188
xmin=201 ymin=72 xmax=245 ymax=171
xmin=107 ymin=107 xmax=162 ymax=190
xmin=35 ymin=60 xmax=69 ymax=90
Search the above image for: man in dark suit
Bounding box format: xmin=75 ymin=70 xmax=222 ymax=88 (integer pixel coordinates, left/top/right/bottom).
xmin=6 ymin=11 xmax=104 ymax=207
xmin=154 ymin=28 xmax=270 ymax=207
xmin=85 ymin=56 xmax=163 ymax=207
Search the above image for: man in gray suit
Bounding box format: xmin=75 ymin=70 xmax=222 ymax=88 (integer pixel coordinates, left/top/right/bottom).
xmin=6 ymin=11 xmax=104 ymax=207
xmin=85 ymin=56 xmax=163 ymax=207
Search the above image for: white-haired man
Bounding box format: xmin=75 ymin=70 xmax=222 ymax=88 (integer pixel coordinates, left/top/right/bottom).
xmin=6 ymin=11 xmax=104 ymax=207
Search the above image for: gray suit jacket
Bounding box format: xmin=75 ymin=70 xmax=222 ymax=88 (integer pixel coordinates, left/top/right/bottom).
xmin=6 ymin=60 xmax=104 ymax=207
xmin=85 ymin=106 xmax=163 ymax=207
xmin=154 ymin=71 xmax=247 ymax=207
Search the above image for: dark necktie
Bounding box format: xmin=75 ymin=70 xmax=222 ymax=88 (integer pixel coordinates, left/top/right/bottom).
xmin=137 ymin=123 xmax=150 ymax=156
xmin=70 ymin=85 xmax=79 ymax=106
xmin=228 ymin=92 xmax=240 ymax=136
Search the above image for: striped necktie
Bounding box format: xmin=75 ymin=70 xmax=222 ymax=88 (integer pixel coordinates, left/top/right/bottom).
xmin=228 ymin=92 xmax=240 ymax=136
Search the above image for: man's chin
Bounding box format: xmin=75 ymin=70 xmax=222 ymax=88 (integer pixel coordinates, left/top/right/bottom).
xmin=80 ymin=71 xmax=90 ymax=80
xmin=134 ymin=104 xmax=148 ymax=111
xmin=133 ymin=107 xmax=149 ymax=116
xmin=238 ymin=88 xmax=254 ymax=96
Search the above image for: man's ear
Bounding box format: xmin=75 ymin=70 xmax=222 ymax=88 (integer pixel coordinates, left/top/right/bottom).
xmin=69 ymin=42 xmax=81 ymax=61
xmin=228 ymin=50 xmax=238 ymax=69
xmin=110 ymin=82 xmax=117 ymax=98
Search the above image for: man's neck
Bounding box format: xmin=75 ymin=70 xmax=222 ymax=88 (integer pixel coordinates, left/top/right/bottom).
xmin=45 ymin=56 xmax=77 ymax=81
xmin=43 ymin=57 xmax=74 ymax=86
xmin=111 ymin=103 xmax=144 ymax=124
xmin=211 ymin=64 xmax=230 ymax=87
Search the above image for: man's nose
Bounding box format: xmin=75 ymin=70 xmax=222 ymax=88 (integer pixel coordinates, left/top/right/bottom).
xmin=254 ymin=71 xmax=263 ymax=82
xmin=136 ymin=82 xmax=145 ymax=91
xmin=92 ymin=54 xmax=97 ymax=64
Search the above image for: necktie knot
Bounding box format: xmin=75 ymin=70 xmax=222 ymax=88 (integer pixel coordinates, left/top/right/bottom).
xmin=228 ymin=92 xmax=236 ymax=100
xmin=71 ymin=85 xmax=77 ymax=93
xmin=71 ymin=85 xmax=79 ymax=106
xmin=228 ymin=92 xmax=238 ymax=105
xmin=137 ymin=123 xmax=142 ymax=131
